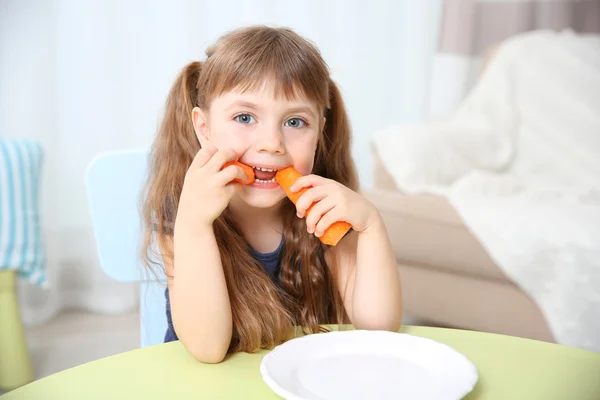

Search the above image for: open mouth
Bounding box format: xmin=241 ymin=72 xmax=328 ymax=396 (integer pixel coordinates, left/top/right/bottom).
xmin=252 ymin=166 xmax=278 ymax=184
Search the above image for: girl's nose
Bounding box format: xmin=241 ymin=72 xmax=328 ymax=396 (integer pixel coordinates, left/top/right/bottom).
xmin=255 ymin=125 xmax=285 ymax=155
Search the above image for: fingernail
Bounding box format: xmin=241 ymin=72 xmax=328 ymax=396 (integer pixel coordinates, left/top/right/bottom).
xmin=290 ymin=185 xmax=297 ymax=192
xmin=297 ymin=213 xmax=302 ymax=218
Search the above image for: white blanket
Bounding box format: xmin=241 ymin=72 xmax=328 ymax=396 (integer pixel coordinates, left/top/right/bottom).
xmin=372 ymin=30 xmax=600 ymax=351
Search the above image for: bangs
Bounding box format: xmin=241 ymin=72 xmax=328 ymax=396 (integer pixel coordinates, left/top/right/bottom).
xmin=201 ymin=27 xmax=330 ymax=109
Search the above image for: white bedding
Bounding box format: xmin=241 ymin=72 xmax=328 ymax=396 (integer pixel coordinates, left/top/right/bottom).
xmin=372 ymin=30 xmax=600 ymax=351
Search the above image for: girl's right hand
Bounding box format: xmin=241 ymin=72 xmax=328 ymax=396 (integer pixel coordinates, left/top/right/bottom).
xmin=175 ymin=142 xmax=247 ymax=233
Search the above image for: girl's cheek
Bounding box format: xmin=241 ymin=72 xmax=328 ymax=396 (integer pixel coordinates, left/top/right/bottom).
xmin=233 ymin=135 xmax=251 ymax=158
xmin=293 ymin=157 xmax=315 ymax=176
xmin=287 ymin=137 xmax=318 ymax=175
xmin=211 ymin=126 xmax=247 ymax=154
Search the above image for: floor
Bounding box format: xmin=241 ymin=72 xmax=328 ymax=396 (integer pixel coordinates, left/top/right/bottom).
xmin=26 ymin=310 xmax=140 ymax=380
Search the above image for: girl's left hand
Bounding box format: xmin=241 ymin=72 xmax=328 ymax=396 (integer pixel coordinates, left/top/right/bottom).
xmin=291 ymin=175 xmax=379 ymax=237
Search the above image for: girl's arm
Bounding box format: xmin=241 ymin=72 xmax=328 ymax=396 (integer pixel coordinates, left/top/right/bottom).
xmin=164 ymin=226 xmax=233 ymax=363
xmin=163 ymin=145 xmax=248 ymax=363
xmin=331 ymin=214 xmax=403 ymax=331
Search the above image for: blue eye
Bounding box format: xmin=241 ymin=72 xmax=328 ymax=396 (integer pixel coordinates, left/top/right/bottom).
xmin=285 ymin=118 xmax=306 ymax=128
xmin=235 ymin=114 xmax=256 ymax=124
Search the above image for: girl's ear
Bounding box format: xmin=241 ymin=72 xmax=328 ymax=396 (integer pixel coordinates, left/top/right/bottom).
xmin=192 ymin=107 xmax=210 ymax=146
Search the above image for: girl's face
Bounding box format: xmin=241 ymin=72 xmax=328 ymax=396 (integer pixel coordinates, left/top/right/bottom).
xmin=193 ymin=81 xmax=322 ymax=209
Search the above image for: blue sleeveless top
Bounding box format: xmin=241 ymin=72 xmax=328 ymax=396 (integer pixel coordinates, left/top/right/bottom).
xmin=163 ymin=238 xmax=284 ymax=342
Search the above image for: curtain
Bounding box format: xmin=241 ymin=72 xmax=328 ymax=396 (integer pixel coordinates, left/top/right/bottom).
xmin=0 ymin=0 xmax=443 ymax=326
xmin=428 ymin=0 xmax=600 ymax=118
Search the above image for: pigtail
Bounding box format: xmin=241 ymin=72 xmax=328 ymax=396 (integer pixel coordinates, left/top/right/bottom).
xmin=141 ymin=61 xmax=204 ymax=279
xmin=161 ymin=61 xmax=204 ymax=160
xmin=320 ymin=79 xmax=359 ymax=323
xmin=314 ymin=79 xmax=359 ymax=191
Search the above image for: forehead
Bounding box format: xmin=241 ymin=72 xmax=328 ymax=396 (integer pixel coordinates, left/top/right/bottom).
xmin=212 ymin=79 xmax=320 ymax=114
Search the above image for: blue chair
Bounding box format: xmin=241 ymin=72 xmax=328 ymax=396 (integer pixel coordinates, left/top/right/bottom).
xmin=85 ymin=149 xmax=167 ymax=347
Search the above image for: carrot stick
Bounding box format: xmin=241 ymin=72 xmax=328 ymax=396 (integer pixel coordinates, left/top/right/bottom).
xmin=275 ymin=167 xmax=352 ymax=246
xmin=223 ymin=161 xmax=255 ymax=185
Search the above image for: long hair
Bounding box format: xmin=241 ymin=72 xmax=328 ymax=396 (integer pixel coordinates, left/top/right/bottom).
xmin=141 ymin=25 xmax=358 ymax=353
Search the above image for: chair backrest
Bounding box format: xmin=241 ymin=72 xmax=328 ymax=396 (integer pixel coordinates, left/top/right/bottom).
xmin=85 ymin=149 xmax=167 ymax=347
xmin=0 ymin=138 xmax=46 ymax=285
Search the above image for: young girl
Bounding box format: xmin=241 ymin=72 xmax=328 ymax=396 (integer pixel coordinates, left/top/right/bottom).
xmin=142 ymin=25 xmax=402 ymax=363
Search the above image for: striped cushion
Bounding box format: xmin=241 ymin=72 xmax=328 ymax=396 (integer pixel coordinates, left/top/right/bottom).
xmin=0 ymin=139 xmax=46 ymax=286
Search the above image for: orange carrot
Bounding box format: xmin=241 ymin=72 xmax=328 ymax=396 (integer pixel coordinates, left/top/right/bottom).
xmin=223 ymin=161 xmax=255 ymax=185
xmin=275 ymin=167 xmax=352 ymax=246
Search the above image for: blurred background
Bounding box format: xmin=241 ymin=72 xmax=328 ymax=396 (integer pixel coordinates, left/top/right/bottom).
xmin=1 ymin=0 xmax=599 ymax=392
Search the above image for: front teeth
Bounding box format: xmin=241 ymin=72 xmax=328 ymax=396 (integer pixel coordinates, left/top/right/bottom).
xmin=256 ymin=167 xmax=277 ymax=172
xmin=255 ymin=177 xmax=276 ymax=183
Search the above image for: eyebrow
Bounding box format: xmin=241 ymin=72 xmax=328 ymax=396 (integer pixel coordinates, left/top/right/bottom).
xmin=224 ymin=100 xmax=261 ymax=113
xmin=286 ymin=106 xmax=317 ymax=119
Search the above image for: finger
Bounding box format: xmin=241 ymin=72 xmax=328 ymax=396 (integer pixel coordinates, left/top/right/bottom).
xmin=314 ymin=207 xmax=345 ymax=238
xmin=295 ymin=186 xmax=328 ymax=218
xmin=223 ymin=182 xmax=240 ymax=199
xmin=305 ymin=197 xmax=336 ymax=234
xmin=290 ymin=174 xmax=329 ymax=193
xmin=216 ymin=164 xmax=248 ymax=186
xmin=189 ymin=146 xmax=217 ymax=170
xmin=201 ymin=139 xmax=218 ymax=153
xmin=206 ymin=148 xmax=238 ymax=172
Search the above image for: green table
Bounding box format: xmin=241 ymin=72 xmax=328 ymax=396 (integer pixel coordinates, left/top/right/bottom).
xmin=4 ymin=326 xmax=600 ymax=399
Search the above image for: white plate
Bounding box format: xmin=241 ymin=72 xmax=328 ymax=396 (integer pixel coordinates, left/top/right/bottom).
xmin=260 ymin=330 xmax=478 ymax=400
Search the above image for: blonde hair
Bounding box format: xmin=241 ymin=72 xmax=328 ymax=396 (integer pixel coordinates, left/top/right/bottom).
xmin=142 ymin=25 xmax=358 ymax=353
